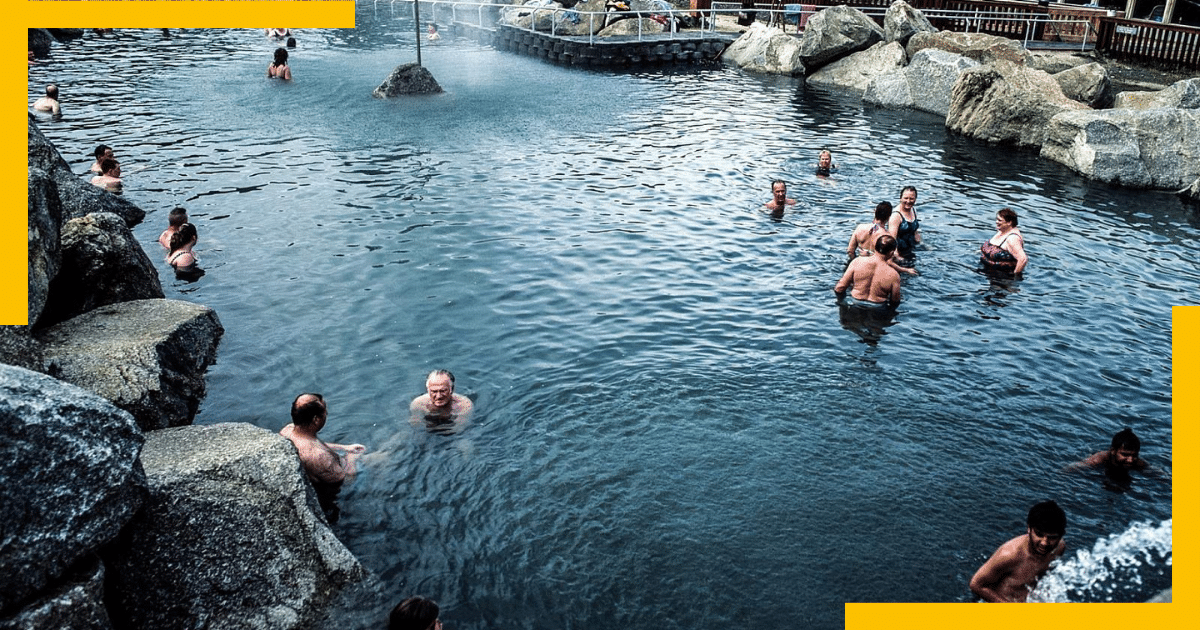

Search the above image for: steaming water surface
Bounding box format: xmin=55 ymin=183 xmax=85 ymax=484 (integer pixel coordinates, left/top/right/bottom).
xmin=30 ymin=9 xmax=1184 ymax=628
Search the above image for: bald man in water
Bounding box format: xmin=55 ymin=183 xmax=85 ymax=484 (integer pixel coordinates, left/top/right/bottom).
xmin=32 ymin=84 xmax=60 ymax=115
xmin=970 ymin=500 xmax=1067 ymax=602
xmin=280 ymin=393 xmax=366 ymax=484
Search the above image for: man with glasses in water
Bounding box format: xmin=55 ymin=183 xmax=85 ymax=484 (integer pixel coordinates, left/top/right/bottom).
xmin=970 ymin=500 xmax=1067 ymax=602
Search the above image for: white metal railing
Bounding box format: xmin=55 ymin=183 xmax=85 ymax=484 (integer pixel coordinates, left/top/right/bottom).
xmin=368 ymin=1 xmax=1095 ymax=50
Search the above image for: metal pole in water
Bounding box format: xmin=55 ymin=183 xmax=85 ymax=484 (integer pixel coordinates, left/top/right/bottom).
xmin=414 ymin=1 xmax=423 ymax=66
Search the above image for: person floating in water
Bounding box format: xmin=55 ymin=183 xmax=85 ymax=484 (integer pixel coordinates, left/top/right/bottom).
xmin=815 ymin=149 xmax=837 ymax=177
xmin=764 ymin=179 xmax=796 ymax=213
xmin=886 ymin=185 xmax=921 ymax=267
xmin=280 ymin=393 xmax=367 ymax=523
xmin=835 ymin=234 xmax=902 ymax=308
xmin=980 ymin=207 xmax=1027 ymax=274
xmin=32 ymin=84 xmax=60 ymax=115
xmin=267 ymin=47 xmax=292 ymax=80
xmin=970 ymin=500 xmax=1066 ymax=603
xmin=410 ymin=369 xmax=473 ymax=431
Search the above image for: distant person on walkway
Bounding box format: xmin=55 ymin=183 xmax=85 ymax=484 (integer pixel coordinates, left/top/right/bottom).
xmin=815 ymin=149 xmax=836 ymax=176
xmin=280 ymin=393 xmax=366 ymax=523
xmin=410 ymin=369 xmax=474 ymax=430
xmin=167 ymin=222 xmax=199 ymax=271
xmin=970 ymin=500 xmax=1066 ymax=602
xmin=389 ymin=596 xmax=440 ymax=630
xmin=835 ymin=234 xmax=902 ymax=308
xmin=32 ymin=84 xmax=60 ymax=115
xmin=887 ymin=185 xmax=921 ymax=267
xmin=980 ymin=207 xmax=1027 ymax=274
xmin=89 ymin=144 xmax=114 ymax=173
xmin=158 ymin=207 xmax=189 ymax=249
xmin=764 ymin=179 xmax=796 ymax=212
xmin=267 ymin=47 xmax=292 ymax=80
xmin=1069 ymin=427 xmax=1149 ymax=479
xmin=90 ymin=157 xmax=122 ymax=189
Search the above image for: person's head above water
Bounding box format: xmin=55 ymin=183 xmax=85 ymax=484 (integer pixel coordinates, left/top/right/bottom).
xmin=286 ymin=37 xmax=297 ymax=48
xmin=771 ymin=179 xmax=787 ymax=202
xmin=818 ymin=150 xmax=833 ymax=170
xmin=1107 ymin=427 xmax=1141 ymax=469
xmin=273 ymin=47 xmax=289 ymax=66
xmin=98 ymin=157 xmax=120 ymax=176
xmin=45 ymin=84 xmax=58 ymax=99
xmin=168 ymin=207 xmax=189 ymax=228
xmin=874 ymin=201 xmax=893 ymax=223
xmin=874 ymin=234 xmax=897 ymax=258
xmin=425 ymin=369 xmax=456 ymax=408
xmin=290 ymin=392 xmax=327 ymax=428
xmin=389 ymin=596 xmax=439 ymax=630
xmin=169 ymin=223 xmax=197 ymax=252
xmin=997 ymin=207 xmax=1018 ymax=228
xmin=94 ymin=144 xmax=113 ymax=161
xmin=1026 ymin=500 xmax=1067 ymax=537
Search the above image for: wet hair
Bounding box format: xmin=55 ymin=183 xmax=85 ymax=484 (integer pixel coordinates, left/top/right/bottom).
xmin=168 ymin=207 xmax=189 ymax=227
xmin=874 ymin=201 xmax=893 ymax=223
xmin=286 ymin=37 xmax=297 ymax=48
xmin=998 ymin=207 xmax=1019 ymax=227
xmin=94 ymin=144 xmax=112 ymax=160
xmin=1110 ymin=427 xmax=1141 ymax=453
xmin=169 ymin=223 xmax=197 ymax=253
xmin=273 ymin=47 xmax=289 ymax=67
xmin=771 ymin=179 xmax=786 ymax=191
xmin=874 ymin=234 xmax=897 ymax=256
xmin=427 ymin=369 xmax=455 ymax=390
xmin=900 ymin=185 xmax=917 ymax=197
xmin=290 ymin=393 xmax=326 ymax=427
xmin=389 ymin=596 xmax=439 ymax=630
xmin=98 ymin=157 xmax=119 ymax=175
xmin=46 ymin=84 xmax=58 ymax=98
xmin=1026 ymin=500 xmax=1067 ymax=536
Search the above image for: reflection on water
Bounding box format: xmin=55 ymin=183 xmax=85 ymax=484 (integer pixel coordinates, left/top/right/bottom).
xmin=28 ymin=12 xmax=1185 ymax=629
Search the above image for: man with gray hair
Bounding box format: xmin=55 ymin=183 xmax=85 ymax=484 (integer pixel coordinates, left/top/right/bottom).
xmin=410 ymin=369 xmax=473 ymax=430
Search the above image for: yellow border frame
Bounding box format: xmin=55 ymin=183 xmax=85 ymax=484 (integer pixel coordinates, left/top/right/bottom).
xmin=8 ymin=3 xmax=1183 ymax=628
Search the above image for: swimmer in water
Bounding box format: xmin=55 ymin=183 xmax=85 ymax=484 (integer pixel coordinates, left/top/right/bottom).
xmin=886 ymin=185 xmax=921 ymax=266
xmin=89 ymin=144 xmax=114 ymax=173
xmin=410 ymin=369 xmax=473 ymax=431
xmin=32 ymin=84 xmax=60 ymax=115
xmin=846 ymin=202 xmax=918 ymax=276
xmin=267 ymin=48 xmax=292 ymax=80
xmin=764 ymin=179 xmax=796 ymax=212
xmin=427 ymin=23 xmax=441 ymax=41
xmin=1068 ymin=427 xmax=1151 ymax=481
xmin=980 ymin=207 xmax=1027 ymax=274
xmin=834 ymin=234 xmax=902 ymax=308
xmin=90 ymin=157 xmax=122 ymax=189
xmin=159 ymin=207 xmax=189 ymax=249
xmin=970 ymin=500 xmax=1067 ymax=603
xmin=815 ymin=149 xmax=836 ymax=176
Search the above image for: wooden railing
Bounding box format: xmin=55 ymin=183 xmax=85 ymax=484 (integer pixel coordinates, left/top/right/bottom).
xmin=1098 ymin=16 xmax=1200 ymax=68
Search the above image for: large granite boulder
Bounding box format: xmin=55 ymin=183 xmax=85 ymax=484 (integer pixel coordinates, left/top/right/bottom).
xmin=28 ymin=28 xmax=53 ymax=57
xmin=28 ymin=118 xmax=146 ymax=228
xmin=906 ymin=30 xmax=1034 ymax=67
xmin=598 ymin=16 xmax=665 ymax=37
xmin=807 ymin=41 xmax=906 ymax=94
xmin=501 ymin=0 xmax=562 ymax=31
xmin=946 ymin=60 xmax=1088 ymax=147
xmin=0 ymin=556 xmax=112 ymax=630
xmin=552 ymin=0 xmax=604 ymax=35
xmin=864 ymin=48 xmax=979 ymax=116
xmin=103 ymin=423 xmax=366 ymax=630
xmin=38 ymin=299 xmax=224 ymax=432
xmin=1041 ymin=108 xmax=1200 ymax=190
xmin=798 ymin=5 xmax=884 ymax=71
xmin=884 ymin=0 xmax=936 ymax=46
xmin=1114 ymin=77 xmax=1200 ymax=110
xmin=0 ymin=364 xmax=146 ymax=614
xmin=721 ymin=22 xmax=805 ymax=76
xmin=373 ymin=62 xmax=444 ymax=97
xmin=1053 ymin=62 xmax=1112 ymax=109
xmin=1030 ymin=51 xmax=1098 ymax=75
xmin=38 ymin=212 xmax=164 ymax=328
xmin=28 ymin=166 xmax=62 ymax=326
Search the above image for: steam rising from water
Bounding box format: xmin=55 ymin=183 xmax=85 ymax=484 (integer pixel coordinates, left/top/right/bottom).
xmin=1028 ymin=519 xmax=1172 ymax=603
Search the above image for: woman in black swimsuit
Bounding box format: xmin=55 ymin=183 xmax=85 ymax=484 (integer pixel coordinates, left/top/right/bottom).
xmin=980 ymin=208 xmax=1027 ymax=274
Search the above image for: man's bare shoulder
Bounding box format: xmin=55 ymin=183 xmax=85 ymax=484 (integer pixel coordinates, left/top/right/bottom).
xmin=453 ymin=393 xmax=474 ymax=413
xmin=989 ymin=535 xmax=1029 ymax=565
xmin=410 ymin=395 xmax=429 ymax=412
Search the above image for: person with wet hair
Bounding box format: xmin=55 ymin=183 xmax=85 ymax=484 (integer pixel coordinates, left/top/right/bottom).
xmin=980 ymin=207 xmax=1027 ymax=274
xmin=886 ymin=185 xmax=921 ymax=266
xmin=159 ymin=207 xmax=189 ymax=249
xmin=388 ymin=596 xmax=440 ymax=630
xmin=33 ymin=84 xmax=60 ymax=115
xmin=90 ymin=144 xmax=114 ymax=173
xmin=90 ymin=157 xmax=122 ymax=189
xmin=835 ymin=234 xmax=902 ymax=308
xmin=1071 ymin=427 xmax=1149 ymax=477
xmin=815 ymin=149 xmax=837 ymax=176
xmin=167 ymin=223 xmax=199 ymax=271
xmin=764 ymin=179 xmax=796 ymax=213
xmin=845 ymin=202 xmax=914 ymax=276
xmin=267 ymin=47 xmax=291 ymax=80
xmin=410 ymin=369 xmax=473 ymax=430
xmin=970 ymin=500 xmax=1066 ymax=602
